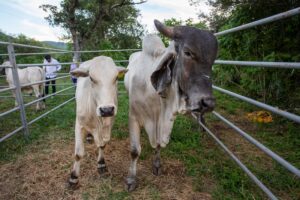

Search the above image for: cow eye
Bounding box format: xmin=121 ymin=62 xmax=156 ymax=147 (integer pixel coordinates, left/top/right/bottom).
xmin=184 ymin=51 xmax=192 ymax=57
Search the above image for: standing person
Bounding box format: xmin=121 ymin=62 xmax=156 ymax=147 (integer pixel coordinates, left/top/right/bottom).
xmin=43 ymin=55 xmax=61 ymax=95
xmin=70 ymin=58 xmax=78 ymax=86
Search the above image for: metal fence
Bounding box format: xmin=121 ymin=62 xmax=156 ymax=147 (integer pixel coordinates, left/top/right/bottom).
xmin=0 ymin=6 xmax=299 ymax=200
xmin=0 ymin=42 xmax=134 ymax=143
xmin=193 ymin=7 xmax=300 ymax=200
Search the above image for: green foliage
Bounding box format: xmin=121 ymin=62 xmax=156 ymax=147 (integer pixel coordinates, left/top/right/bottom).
xmin=192 ymin=0 xmax=300 ymax=109
xmin=160 ymin=18 xmax=208 ymax=46
xmin=40 ymin=0 xmax=145 ymax=58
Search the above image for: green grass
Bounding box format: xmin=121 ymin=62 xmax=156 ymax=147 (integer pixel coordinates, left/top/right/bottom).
xmin=0 ymin=76 xmax=76 ymax=161
xmin=0 ymin=77 xmax=299 ymax=199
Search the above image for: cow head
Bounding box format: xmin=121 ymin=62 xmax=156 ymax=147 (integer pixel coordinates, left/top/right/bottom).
xmin=71 ymin=57 xmax=127 ymax=118
xmin=151 ymin=20 xmax=218 ymax=114
xmin=1 ymin=61 xmax=11 ymax=75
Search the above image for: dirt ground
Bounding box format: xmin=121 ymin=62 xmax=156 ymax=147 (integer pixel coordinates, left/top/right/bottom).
xmin=0 ymin=138 xmax=212 ymax=200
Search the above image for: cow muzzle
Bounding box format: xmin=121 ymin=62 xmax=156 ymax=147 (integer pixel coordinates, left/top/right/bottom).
xmin=99 ymin=106 xmax=115 ymax=117
xmin=190 ymin=97 xmax=215 ymax=114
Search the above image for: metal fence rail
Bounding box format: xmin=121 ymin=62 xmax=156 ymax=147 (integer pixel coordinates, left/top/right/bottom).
xmin=0 ymin=49 xmax=140 ymax=57
xmin=215 ymin=7 xmax=300 ymax=36
xmin=212 ymin=111 xmax=300 ymax=177
xmin=0 ymin=75 xmax=71 ymax=93
xmin=27 ymin=97 xmax=75 ymax=126
xmin=204 ymin=7 xmax=300 ymax=199
xmin=0 ymin=107 xmax=19 ymax=118
xmin=0 ymin=41 xmax=71 ymax=52
xmin=0 ymin=126 xmax=24 ymax=143
xmin=7 ymin=43 xmax=29 ymax=138
xmin=24 ymin=85 xmax=75 ymax=108
xmin=192 ymin=114 xmax=278 ymax=200
xmin=214 ymin=60 xmax=300 ymax=69
xmin=213 ymin=86 xmax=300 ymax=123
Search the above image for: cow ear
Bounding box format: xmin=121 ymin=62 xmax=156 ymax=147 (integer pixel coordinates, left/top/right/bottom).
xmin=150 ymin=51 xmax=176 ymax=98
xmin=70 ymin=68 xmax=89 ymax=77
xmin=117 ymin=66 xmax=128 ymax=79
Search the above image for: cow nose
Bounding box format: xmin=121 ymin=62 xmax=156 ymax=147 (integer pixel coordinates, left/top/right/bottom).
xmin=99 ymin=106 xmax=115 ymax=117
xmin=201 ymin=97 xmax=215 ymax=111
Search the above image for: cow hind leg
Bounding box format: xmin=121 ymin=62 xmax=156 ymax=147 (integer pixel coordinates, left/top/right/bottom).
xmin=32 ymin=85 xmax=42 ymax=111
xmin=152 ymin=145 xmax=162 ymax=176
xmin=86 ymin=133 xmax=94 ymax=144
xmin=69 ymin=121 xmax=85 ymax=189
xmin=12 ymin=90 xmax=18 ymax=107
xmin=125 ymin=117 xmax=141 ymax=192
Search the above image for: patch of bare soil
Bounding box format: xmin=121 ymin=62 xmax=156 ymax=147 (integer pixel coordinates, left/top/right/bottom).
xmin=0 ymin=138 xmax=211 ymax=200
xmin=208 ymin=112 xmax=274 ymax=169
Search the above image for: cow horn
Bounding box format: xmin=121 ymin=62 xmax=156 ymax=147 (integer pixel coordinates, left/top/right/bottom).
xmin=154 ymin=19 xmax=174 ymax=39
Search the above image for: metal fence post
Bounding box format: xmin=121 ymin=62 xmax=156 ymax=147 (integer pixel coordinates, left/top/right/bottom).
xmin=7 ymin=43 xmax=29 ymax=139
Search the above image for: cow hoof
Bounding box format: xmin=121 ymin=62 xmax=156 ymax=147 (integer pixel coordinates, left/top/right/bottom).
xmin=200 ymin=126 xmax=206 ymax=132
xmin=98 ymin=166 xmax=108 ymax=175
xmin=125 ymin=177 xmax=137 ymax=192
xmin=152 ymin=159 xmax=161 ymax=176
xmin=152 ymin=165 xmax=162 ymax=176
xmin=68 ymin=178 xmax=79 ymax=190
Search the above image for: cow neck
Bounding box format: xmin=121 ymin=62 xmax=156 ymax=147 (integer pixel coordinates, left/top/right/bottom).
xmin=161 ymin=77 xmax=186 ymax=122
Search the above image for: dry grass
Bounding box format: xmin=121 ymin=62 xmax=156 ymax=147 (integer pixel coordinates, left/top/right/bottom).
xmin=0 ymin=137 xmax=211 ymax=200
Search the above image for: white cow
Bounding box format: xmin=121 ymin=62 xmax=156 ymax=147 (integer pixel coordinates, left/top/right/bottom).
xmin=3 ymin=61 xmax=45 ymax=110
xmin=124 ymin=20 xmax=218 ymax=191
xmin=68 ymin=56 xmax=127 ymax=188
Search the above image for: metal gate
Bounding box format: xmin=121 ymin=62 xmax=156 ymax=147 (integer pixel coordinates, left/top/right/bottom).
xmin=0 ymin=7 xmax=299 ymax=200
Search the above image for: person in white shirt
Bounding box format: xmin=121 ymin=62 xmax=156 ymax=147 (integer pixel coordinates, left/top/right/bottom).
xmin=43 ymin=55 xmax=61 ymax=95
xmin=69 ymin=58 xmax=78 ymax=86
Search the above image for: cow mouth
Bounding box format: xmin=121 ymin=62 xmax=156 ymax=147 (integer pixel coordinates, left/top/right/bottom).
xmin=190 ymin=108 xmax=208 ymax=117
xmin=191 ymin=111 xmax=207 ymax=126
xmin=191 ymin=106 xmax=214 ymax=114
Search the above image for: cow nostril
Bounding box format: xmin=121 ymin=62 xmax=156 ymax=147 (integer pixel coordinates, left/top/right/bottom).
xmin=99 ymin=106 xmax=115 ymax=117
xmin=201 ymin=98 xmax=215 ymax=109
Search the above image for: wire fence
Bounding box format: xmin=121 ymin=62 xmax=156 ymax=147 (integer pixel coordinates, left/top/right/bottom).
xmin=0 ymin=6 xmax=299 ymax=200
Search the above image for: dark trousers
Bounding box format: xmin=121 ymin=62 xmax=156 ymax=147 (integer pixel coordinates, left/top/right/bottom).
xmin=71 ymin=77 xmax=77 ymax=85
xmin=45 ymin=77 xmax=56 ymax=95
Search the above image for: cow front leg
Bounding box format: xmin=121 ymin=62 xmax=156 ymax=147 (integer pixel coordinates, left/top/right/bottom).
xmin=152 ymin=145 xmax=162 ymax=176
xmin=97 ymin=145 xmax=108 ymax=175
xmin=69 ymin=121 xmax=85 ymax=189
xmin=93 ymin=133 xmax=108 ymax=176
xmin=125 ymin=117 xmax=141 ymax=192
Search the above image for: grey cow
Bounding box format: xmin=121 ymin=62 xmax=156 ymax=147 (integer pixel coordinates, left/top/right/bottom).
xmin=124 ymin=20 xmax=218 ymax=191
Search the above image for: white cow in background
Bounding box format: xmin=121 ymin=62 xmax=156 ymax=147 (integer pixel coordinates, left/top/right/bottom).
xmin=68 ymin=56 xmax=127 ymax=188
xmin=2 ymin=61 xmax=45 ymax=110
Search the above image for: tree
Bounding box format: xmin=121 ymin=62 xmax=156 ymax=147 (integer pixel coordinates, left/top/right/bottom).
xmin=40 ymin=0 xmax=146 ymax=61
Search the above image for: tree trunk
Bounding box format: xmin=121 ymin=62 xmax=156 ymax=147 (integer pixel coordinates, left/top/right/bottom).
xmin=71 ymin=31 xmax=82 ymax=67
